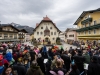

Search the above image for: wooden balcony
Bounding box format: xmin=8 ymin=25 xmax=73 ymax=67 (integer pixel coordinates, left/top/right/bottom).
xmin=81 ymin=18 xmax=92 ymax=25
xmin=76 ymin=23 xmax=100 ymax=32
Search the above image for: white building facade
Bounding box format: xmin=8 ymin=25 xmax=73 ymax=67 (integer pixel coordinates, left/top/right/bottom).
xmin=65 ymin=28 xmax=77 ymax=43
xmin=59 ymin=32 xmax=66 ymax=41
xmin=25 ymin=34 xmax=31 ymax=42
xmin=33 ymin=16 xmax=61 ymax=44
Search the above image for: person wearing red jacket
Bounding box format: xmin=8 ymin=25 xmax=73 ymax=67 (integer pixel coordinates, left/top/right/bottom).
xmin=0 ymin=54 xmax=9 ymax=66
xmin=0 ymin=54 xmax=9 ymax=74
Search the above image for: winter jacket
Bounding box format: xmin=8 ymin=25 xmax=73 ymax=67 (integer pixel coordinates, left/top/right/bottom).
xmin=13 ymin=64 xmax=26 ymax=75
xmin=87 ymin=62 xmax=100 ymax=75
xmin=69 ymin=69 xmax=80 ymax=75
xmin=37 ymin=57 xmax=45 ymax=74
xmin=83 ymin=52 xmax=90 ymax=64
xmin=26 ymin=66 xmax=44 ymax=75
xmin=73 ymin=55 xmax=85 ymax=73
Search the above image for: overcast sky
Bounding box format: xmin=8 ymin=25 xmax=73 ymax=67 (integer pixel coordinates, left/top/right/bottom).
xmin=0 ymin=0 xmax=100 ymax=31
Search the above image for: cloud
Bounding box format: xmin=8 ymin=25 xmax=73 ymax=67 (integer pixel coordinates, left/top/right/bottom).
xmin=0 ymin=0 xmax=100 ymax=31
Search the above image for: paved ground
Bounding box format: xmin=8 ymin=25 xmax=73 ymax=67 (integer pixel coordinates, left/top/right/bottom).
xmin=23 ymin=42 xmax=77 ymax=50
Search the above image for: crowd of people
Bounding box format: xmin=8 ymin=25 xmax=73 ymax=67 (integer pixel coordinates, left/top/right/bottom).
xmin=0 ymin=42 xmax=100 ymax=75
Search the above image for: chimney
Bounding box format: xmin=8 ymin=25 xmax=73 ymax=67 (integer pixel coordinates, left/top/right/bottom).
xmin=36 ymin=23 xmax=39 ymax=27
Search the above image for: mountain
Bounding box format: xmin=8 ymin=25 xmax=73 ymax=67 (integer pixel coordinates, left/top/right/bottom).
xmin=11 ymin=22 xmax=34 ymax=34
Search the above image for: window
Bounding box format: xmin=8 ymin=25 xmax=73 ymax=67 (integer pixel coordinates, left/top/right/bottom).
xmin=4 ymin=34 xmax=8 ymax=39
xmin=54 ymin=32 xmax=56 ymax=35
xmin=52 ymin=38 xmax=55 ymax=40
xmin=40 ymin=32 xmax=43 ymax=35
xmin=14 ymin=34 xmax=17 ymax=39
xmin=88 ymin=30 xmax=91 ymax=34
xmin=41 ymin=27 xmax=43 ymax=29
xmin=69 ymin=35 xmax=74 ymax=37
xmin=37 ymin=32 xmax=39 ymax=35
xmin=9 ymin=34 xmax=13 ymax=38
xmin=94 ymin=21 xmax=96 ymax=25
xmin=51 ymin=32 xmax=53 ymax=35
xmin=94 ymin=30 xmax=96 ymax=34
xmin=88 ymin=23 xmax=91 ymax=26
xmin=50 ymin=27 xmax=52 ymax=29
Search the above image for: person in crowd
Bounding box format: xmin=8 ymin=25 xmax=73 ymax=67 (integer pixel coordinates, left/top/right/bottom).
xmin=13 ymin=57 xmax=26 ymax=75
xmin=61 ymin=51 xmax=71 ymax=72
xmin=73 ymin=50 xmax=85 ymax=73
xmin=60 ymin=46 xmax=64 ymax=54
xmin=29 ymin=48 xmax=36 ymax=64
xmin=23 ymin=50 xmax=31 ymax=71
xmin=0 ymin=47 xmax=6 ymax=56
xmin=34 ymin=47 xmax=39 ymax=54
xmin=51 ymin=54 xmax=58 ymax=70
xmin=42 ymin=46 xmax=48 ymax=59
xmin=45 ymin=57 xmax=52 ymax=75
xmin=50 ymin=59 xmax=66 ymax=75
xmin=37 ymin=53 xmax=45 ymax=74
xmin=87 ymin=55 xmax=100 ymax=75
xmin=26 ymin=61 xmax=44 ymax=75
xmin=0 ymin=54 xmax=9 ymax=74
xmin=83 ymin=50 xmax=90 ymax=64
xmin=5 ymin=52 xmax=15 ymax=65
xmin=2 ymin=65 xmax=14 ymax=75
xmin=69 ymin=47 xmax=73 ymax=54
xmin=67 ymin=60 xmax=80 ymax=75
xmin=48 ymin=48 xmax=54 ymax=60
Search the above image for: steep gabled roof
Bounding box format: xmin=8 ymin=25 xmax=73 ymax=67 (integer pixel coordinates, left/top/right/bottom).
xmin=33 ymin=15 xmax=61 ymax=32
xmin=19 ymin=29 xmax=28 ymax=33
xmin=74 ymin=8 xmax=100 ymax=25
xmin=65 ymin=28 xmax=77 ymax=32
xmin=0 ymin=24 xmax=20 ymax=32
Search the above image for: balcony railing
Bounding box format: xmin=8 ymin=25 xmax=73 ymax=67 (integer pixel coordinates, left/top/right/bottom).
xmin=81 ymin=18 xmax=92 ymax=25
xmin=76 ymin=23 xmax=100 ymax=32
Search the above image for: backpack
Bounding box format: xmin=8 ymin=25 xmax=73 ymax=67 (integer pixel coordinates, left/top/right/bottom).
xmin=0 ymin=60 xmax=4 ymax=74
